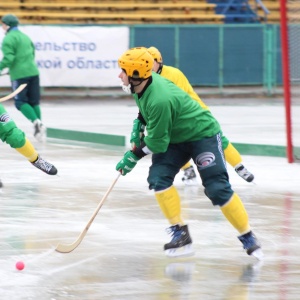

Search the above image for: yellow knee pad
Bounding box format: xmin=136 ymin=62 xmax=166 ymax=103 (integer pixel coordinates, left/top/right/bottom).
xmin=155 ymin=186 xmax=183 ymax=225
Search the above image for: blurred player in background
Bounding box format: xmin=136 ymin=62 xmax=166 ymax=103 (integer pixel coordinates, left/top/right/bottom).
xmin=0 ymin=14 xmax=46 ymax=142
xmin=144 ymin=46 xmax=254 ymax=185
xmin=0 ymin=103 xmax=57 ymax=187
xmin=116 ymin=47 xmax=263 ymax=259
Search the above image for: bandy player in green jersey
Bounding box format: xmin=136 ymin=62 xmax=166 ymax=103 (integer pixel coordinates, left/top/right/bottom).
xmin=115 ymin=47 xmax=263 ymax=260
xmin=0 ymin=14 xmax=46 ymax=142
xmin=129 ymin=46 xmax=254 ymax=185
xmin=0 ymin=103 xmax=57 ymax=187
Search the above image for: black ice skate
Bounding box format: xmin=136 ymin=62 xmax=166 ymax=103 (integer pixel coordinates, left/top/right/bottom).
xmin=235 ymin=164 xmax=254 ymax=182
xmin=238 ymin=231 xmax=264 ymax=260
xmin=31 ymin=155 xmax=58 ymax=175
xmin=164 ymin=224 xmax=194 ymax=257
xmin=181 ymin=166 xmax=197 ymax=185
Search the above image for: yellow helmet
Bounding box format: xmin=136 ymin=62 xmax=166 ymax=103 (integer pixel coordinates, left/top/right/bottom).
xmin=118 ymin=47 xmax=154 ymax=79
xmin=147 ymin=46 xmax=163 ymax=64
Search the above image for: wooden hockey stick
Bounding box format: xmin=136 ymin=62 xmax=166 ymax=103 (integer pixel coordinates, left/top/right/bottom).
xmin=55 ymin=172 xmax=121 ymax=253
xmin=0 ymin=84 xmax=27 ymax=103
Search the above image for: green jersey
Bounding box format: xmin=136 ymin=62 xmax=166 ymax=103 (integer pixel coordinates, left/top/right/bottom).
xmin=0 ymin=28 xmax=39 ymax=80
xmin=133 ymin=72 xmax=220 ymax=153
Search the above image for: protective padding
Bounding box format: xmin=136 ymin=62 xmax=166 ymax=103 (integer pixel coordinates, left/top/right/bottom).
xmin=223 ymin=142 xmax=242 ymax=168
xmin=15 ymin=138 xmax=38 ymax=162
xmin=220 ymin=193 xmax=250 ymax=234
xmin=155 ymin=186 xmax=183 ymax=225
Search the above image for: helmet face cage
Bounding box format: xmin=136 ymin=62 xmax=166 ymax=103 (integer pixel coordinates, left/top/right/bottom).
xmin=1 ymin=14 xmax=19 ymax=27
xmin=118 ymin=47 xmax=154 ymax=79
xmin=147 ymin=47 xmax=163 ymax=64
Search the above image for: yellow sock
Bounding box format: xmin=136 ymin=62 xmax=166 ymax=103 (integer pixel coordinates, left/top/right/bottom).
xmin=15 ymin=138 xmax=38 ymax=162
xmin=155 ymin=186 xmax=183 ymax=225
xmin=220 ymin=193 xmax=250 ymax=234
xmin=181 ymin=161 xmax=192 ymax=171
xmin=224 ymin=143 xmax=242 ymax=168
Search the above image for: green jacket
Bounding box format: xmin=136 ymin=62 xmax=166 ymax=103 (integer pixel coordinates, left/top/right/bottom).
xmin=0 ymin=28 xmax=39 ymax=80
xmin=133 ymin=72 xmax=220 ymax=153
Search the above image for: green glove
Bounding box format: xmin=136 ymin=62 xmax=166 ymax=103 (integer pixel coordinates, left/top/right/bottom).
xmin=130 ymin=119 xmax=145 ymax=149
xmin=116 ymin=151 xmax=140 ymax=176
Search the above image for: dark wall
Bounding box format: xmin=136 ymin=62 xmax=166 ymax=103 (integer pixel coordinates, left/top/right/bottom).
xmin=131 ymin=24 xmax=282 ymax=88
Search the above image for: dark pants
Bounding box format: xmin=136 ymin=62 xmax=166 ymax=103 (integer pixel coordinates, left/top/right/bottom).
xmin=12 ymin=75 xmax=40 ymax=110
xmin=148 ymin=133 xmax=234 ymax=206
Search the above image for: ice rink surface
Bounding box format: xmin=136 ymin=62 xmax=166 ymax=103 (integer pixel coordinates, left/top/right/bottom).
xmin=1 ymin=95 xmax=300 ymax=300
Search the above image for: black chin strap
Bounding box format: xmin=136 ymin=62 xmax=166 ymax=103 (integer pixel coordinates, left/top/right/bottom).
xmin=129 ymin=77 xmax=148 ymax=93
xmin=157 ymin=64 xmax=163 ymax=74
xmin=129 ymin=77 xmax=145 ymax=86
xmin=128 ymin=76 xmax=153 ymax=98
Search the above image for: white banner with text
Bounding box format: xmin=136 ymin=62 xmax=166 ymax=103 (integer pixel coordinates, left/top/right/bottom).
xmin=0 ymin=25 xmax=129 ymax=87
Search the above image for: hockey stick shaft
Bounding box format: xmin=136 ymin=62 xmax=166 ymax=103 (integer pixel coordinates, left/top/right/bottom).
xmin=55 ymin=172 xmax=121 ymax=253
xmin=0 ymin=84 xmax=27 ymax=103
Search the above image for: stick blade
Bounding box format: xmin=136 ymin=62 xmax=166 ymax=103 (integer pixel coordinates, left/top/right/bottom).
xmin=55 ymin=239 xmax=82 ymax=253
xmin=55 ymin=173 xmax=121 ymax=254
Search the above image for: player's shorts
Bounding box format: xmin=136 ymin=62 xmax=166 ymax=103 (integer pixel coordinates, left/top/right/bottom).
xmin=148 ymin=133 xmax=233 ymax=206
xmin=12 ymin=75 xmax=40 ymax=110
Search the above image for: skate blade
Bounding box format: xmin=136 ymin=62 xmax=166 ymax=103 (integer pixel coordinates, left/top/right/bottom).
xmin=165 ymin=244 xmax=195 ymax=258
xmin=251 ymin=248 xmax=264 ymax=260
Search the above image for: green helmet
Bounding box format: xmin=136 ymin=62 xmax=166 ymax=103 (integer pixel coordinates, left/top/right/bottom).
xmin=1 ymin=14 xmax=19 ymax=27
